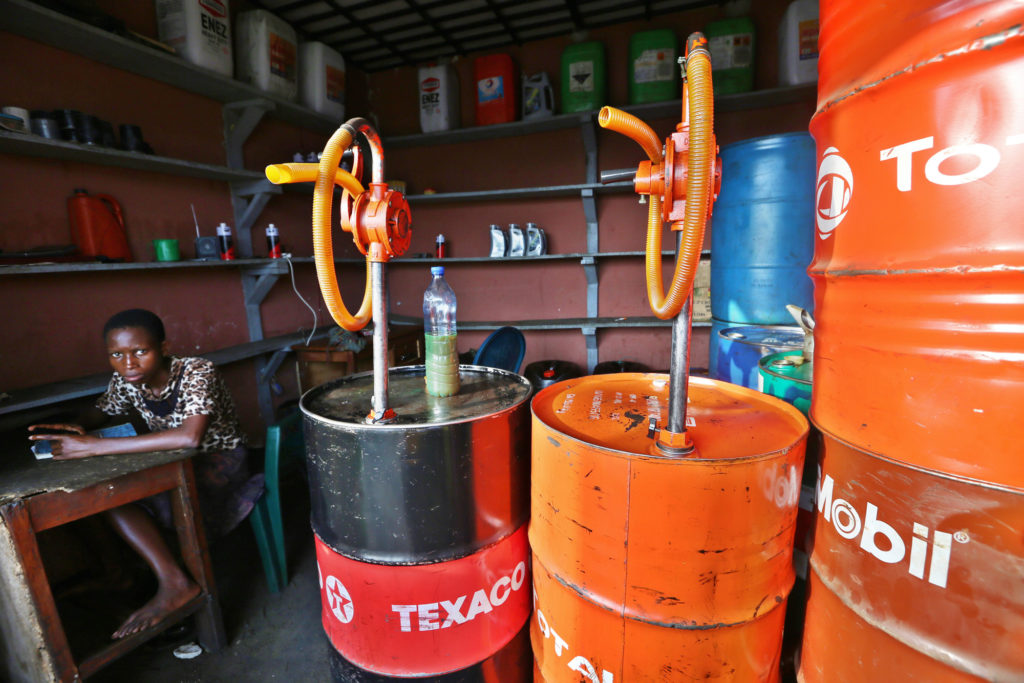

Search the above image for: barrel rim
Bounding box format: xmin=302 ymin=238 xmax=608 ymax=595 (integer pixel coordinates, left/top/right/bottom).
xmin=758 ymin=350 xmax=813 ymax=384
xmin=720 ymin=130 xmax=813 ymax=153
xmin=532 ymin=373 xmax=810 ymax=462
xmin=718 ymin=324 xmax=804 ymax=348
xmin=300 ymin=364 xmax=532 ymax=429
xmin=809 ymin=421 xmax=1024 ymax=495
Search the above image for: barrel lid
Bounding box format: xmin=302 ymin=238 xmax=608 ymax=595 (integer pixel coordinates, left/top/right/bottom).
xmin=302 ymin=365 xmax=531 ymax=427
xmin=718 ymin=325 xmax=803 ymax=349
xmin=532 ymin=374 xmax=807 ymax=459
xmin=758 ymin=350 xmax=812 ymax=385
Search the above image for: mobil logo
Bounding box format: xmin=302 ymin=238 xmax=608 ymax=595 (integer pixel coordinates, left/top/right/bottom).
xmin=816 ymin=146 xmax=853 ymax=240
xmin=199 ymin=0 xmax=228 ymax=18
xmin=816 ymin=473 xmax=970 ymax=589
xmin=421 ymin=77 xmax=440 ymax=93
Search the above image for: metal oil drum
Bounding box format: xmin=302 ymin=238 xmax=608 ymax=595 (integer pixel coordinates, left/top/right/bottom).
xmin=803 ymin=1 xmax=1024 ymax=680
xmin=530 ymin=374 xmax=808 ymax=681
xmin=302 ymin=366 xmax=533 ymax=681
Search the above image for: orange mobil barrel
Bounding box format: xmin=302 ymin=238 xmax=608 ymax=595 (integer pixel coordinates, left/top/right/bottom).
xmin=802 ymin=1 xmax=1024 ymax=680
xmin=530 ymin=374 xmax=807 ymax=680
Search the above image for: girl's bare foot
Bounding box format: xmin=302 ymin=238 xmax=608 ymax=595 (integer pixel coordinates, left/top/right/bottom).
xmin=112 ymin=577 xmax=200 ymax=639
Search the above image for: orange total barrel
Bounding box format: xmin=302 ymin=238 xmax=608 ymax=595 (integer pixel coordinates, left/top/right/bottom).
xmin=803 ymin=1 xmax=1024 ymax=680
xmin=530 ymin=374 xmax=807 ymax=681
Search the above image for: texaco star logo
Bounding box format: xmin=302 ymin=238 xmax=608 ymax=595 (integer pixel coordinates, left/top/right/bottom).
xmin=325 ymin=575 xmax=355 ymax=624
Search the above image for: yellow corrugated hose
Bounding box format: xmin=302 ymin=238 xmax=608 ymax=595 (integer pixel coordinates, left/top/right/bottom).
xmin=598 ymin=46 xmax=714 ymax=320
xmin=265 ymin=126 xmax=372 ymax=331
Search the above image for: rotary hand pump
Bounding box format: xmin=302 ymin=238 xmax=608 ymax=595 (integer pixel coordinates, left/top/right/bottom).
xmin=265 ymin=118 xmax=410 ymax=423
xmin=599 ymin=32 xmax=721 ymax=455
xmin=264 ymin=33 xmax=719 ymax=443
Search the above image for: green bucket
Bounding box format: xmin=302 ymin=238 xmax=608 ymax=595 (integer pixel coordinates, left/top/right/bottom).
xmin=628 ymin=29 xmax=677 ymax=104
xmin=561 ymin=41 xmax=606 ymax=113
xmin=705 ymin=16 xmax=755 ymax=95
xmin=758 ymin=350 xmax=811 ymax=415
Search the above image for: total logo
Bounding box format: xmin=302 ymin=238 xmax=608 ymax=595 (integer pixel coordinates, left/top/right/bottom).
xmin=816 ymin=131 xmax=1024 ymax=240
xmin=816 ymin=473 xmax=969 ymax=589
xmin=815 ymin=147 xmax=853 ymax=240
xmin=535 ymin=605 xmax=614 ymax=683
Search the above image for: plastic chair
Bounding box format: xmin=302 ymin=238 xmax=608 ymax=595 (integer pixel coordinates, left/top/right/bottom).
xmin=249 ymin=410 xmax=305 ymax=593
xmin=472 ymin=326 xmax=526 ymax=373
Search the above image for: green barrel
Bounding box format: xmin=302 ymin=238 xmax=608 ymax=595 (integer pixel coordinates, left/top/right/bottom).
xmin=705 ymin=16 xmax=755 ymax=95
xmin=758 ymin=350 xmax=811 ymax=415
xmin=561 ymin=41 xmax=605 ymax=113
xmin=628 ymin=29 xmax=677 ymax=104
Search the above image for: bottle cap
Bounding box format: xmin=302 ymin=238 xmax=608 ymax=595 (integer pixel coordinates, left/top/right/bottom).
xmin=431 ymin=266 xmax=445 ymax=276
xmin=436 ymin=234 xmax=445 ymax=242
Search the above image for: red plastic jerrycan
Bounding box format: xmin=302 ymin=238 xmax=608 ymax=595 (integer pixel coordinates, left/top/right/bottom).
xmin=474 ymin=54 xmax=517 ymax=125
xmin=68 ymin=189 xmax=132 ymax=261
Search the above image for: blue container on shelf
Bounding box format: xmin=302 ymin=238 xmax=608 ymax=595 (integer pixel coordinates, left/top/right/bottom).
xmin=710 ymin=132 xmax=816 ymax=324
xmin=711 ymin=323 xmax=804 ymax=389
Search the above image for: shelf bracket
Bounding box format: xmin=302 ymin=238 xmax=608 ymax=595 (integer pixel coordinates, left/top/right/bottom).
xmin=582 ymin=326 xmax=598 ymax=374
xmin=581 ymin=255 xmax=598 ymax=319
xmin=229 ymin=183 xmax=277 ymax=258
xmin=258 ymin=347 xmax=291 ymax=386
xmin=581 ymin=188 xmax=598 ymax=256
xmin=223 ymin=99 xmax=275 ymax=169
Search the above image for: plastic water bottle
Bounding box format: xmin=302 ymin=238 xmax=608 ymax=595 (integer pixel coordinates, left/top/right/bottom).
xmin=423 ymin=266 xmax=459 ymax=396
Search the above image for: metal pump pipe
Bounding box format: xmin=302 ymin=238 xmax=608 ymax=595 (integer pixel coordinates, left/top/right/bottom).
xmin=369 ymin=260 xmax=390 ymax=421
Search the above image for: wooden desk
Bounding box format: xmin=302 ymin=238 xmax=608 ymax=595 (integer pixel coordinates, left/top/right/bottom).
xmin=0 ymin=447 xmax=226 ymax=682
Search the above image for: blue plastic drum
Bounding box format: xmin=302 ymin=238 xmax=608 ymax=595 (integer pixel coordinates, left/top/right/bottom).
xmin=712 ymin=324 xmax=804 ymax=389
xmin=710 ymin=132 xmax=816 ymax=324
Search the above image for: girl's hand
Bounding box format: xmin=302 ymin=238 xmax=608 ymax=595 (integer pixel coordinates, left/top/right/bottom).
xmin=28 ymin=423 xmax=86 ymax=435
xmin=29 ymin=434 xmax=102 ymax=459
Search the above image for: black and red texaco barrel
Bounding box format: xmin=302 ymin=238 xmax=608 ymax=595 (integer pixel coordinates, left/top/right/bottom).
xmin=301 ymin=366 xmax=533 ymax=681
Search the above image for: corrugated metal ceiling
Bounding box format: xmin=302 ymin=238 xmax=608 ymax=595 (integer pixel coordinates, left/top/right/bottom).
xmin=247 ymin=0 xmax=715 ymax=71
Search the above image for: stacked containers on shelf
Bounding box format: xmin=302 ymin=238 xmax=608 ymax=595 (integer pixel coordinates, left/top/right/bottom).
xmin=235 ymin=9 xmax=298 ymax=100
xmin=560 ymin=41 xmax=606 ymax=113
xmin=474 ymin=54 xmax=517 ymax=125
xmin=418 ymin=62 xmax=460 ymax=133
xmin=628 ymin=29 xmax=677 ymax=104
xmin=708 ymin=132 xmax=816 ymax=387
xmin=154 ymin=0 xmax=233 ymax=77
xmin=705 ymin=15 xmax=756 ymax=95
xmin=778 ymin=0 xmax=819 ymax=86
xmin=299 ymin=42 xmax=345 ymax=119
xmin=801 ymin=1 xmax=1024 ymax=680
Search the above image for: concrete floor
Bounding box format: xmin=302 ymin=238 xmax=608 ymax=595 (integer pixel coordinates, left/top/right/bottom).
xmin=90 ymin=480 xmax=334 ymax=682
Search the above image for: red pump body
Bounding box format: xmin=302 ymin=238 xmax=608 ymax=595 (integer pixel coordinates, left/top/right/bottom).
xmin=68 ymin=189 xmax=131 ymax=261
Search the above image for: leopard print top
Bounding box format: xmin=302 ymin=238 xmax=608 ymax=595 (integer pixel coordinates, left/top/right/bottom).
xmin=96 ymin=356 xmax=245 ymax=453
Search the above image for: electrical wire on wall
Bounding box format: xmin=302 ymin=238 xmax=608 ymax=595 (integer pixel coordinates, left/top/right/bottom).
xmin=283 ymin=253 xmax=319 ymax=346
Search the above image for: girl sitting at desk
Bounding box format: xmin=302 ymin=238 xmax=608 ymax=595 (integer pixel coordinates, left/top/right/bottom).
xmin=29 ymin=308 xmax=263 ymax=640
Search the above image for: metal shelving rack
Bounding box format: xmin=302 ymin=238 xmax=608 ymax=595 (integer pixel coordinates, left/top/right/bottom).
xmin=1 ymin=0 xmax=814 ymax=395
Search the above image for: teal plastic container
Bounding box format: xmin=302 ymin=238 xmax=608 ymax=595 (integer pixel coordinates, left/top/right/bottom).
xmin=629 ymin=29 xmax=677 ymax=104
xmin=758 ymin=350 xmax=812 ymax=415
xmin=561 ymin=41 xmax=606 ymax=113
xmin=705 ymin=16 xmax=755 ymax=95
